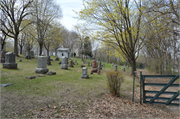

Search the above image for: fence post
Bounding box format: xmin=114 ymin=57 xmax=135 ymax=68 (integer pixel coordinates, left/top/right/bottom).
xmin=132 ymin=71 xmax=136 ymax=102
xmin=140 ymin=71 xmax=142 ymax=104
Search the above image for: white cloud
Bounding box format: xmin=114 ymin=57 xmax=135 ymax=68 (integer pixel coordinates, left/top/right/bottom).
xmin=55 ymin=0 xmax=84 ymax=31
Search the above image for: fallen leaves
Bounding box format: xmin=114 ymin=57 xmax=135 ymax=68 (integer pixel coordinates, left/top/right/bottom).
xmin=31 ymin=93 xmax=179 ymax=118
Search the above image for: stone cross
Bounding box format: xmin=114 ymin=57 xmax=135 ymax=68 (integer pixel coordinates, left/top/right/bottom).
xmin=61 ymin=56 xmax=68 ymax=69
xmin=35 ymin=56 xmax=49 ymax=73
xmin=81 ymin=67 xmax=89 ymax=79
xmin=3 ymin=52 xmax=17 ymax=69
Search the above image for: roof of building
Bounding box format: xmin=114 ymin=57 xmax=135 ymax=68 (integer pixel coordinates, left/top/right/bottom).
xmin=57 ymin=48 xmax=70 ymax=51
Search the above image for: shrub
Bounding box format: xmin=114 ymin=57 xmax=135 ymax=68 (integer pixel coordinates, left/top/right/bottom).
xmin=106 ymin=71 xmax=124 ymax=97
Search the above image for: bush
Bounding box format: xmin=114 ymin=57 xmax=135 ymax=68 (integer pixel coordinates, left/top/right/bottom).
xmin=106 ymin=71 xmax=124 ymax=97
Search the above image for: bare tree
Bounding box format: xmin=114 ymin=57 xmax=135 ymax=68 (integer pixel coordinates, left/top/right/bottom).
xmin=31 ymin=0 xmax=62 ymax=56
xmin=0 ymin=0 xmax=33 ymax=56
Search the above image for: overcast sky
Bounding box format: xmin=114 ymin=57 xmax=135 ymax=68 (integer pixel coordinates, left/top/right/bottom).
xmin=55 ymin=0 xmax=84 ymax=31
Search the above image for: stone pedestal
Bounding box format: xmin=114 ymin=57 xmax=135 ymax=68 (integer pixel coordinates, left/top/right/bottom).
xmin=61 ymin=56 xmax=68 ymax=69
xmin=81 ymin=67 xmax=89 ymax=79
xmin=3 ymin=52 xmax=17 ymax=69
xmin=35 ymin=56 xmax=49 ymax=74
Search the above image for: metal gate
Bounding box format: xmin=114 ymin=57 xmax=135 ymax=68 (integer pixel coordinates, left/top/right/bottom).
xmin=140 ymin=72 xmax=179 ymax=106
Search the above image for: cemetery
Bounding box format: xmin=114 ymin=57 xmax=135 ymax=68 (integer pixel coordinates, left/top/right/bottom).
xmin=0 ymin=0 xmax=179 ymax=118
xmin=1 ymin=54 xmax=179 ymax=118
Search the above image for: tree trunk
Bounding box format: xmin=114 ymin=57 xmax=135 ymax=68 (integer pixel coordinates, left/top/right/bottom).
xmin=39 ymin=43 xmax=43 ymax=56
xmin=55 ymin=48 xmax=57 ymax=56
xmin=47 ymin=48 xmax=49 ymax=56
xmin=14 ymin=36 xmax=19 ymax=56
xmin=20 ymin=46 xmax=23 ymax=54
xmin=130 ymin=59 xmax=136 ymax=75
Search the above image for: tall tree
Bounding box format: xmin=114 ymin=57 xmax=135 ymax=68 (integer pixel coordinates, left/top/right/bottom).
xmin=0 ymin=0 xmax=33 ymax=56
xmin=31 ymin=0 xmax=62 ymax=56
xmin=76 ymin=0 xmax=146 ymax=75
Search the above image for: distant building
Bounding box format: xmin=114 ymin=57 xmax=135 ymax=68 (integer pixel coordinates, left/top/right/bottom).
xmin=57 ymin=48 xmax=70 ymax=59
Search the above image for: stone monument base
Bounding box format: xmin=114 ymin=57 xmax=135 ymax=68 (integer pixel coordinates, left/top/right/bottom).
xmin=3 ymin=63 xmax=17 ymax=69
xmin=35 ymin=68 xmax=49 ymax=74
xmin=61 ymin=64 xmax=68 ymax=69
xmin=81 ymin=74 xmax=89 ymax=79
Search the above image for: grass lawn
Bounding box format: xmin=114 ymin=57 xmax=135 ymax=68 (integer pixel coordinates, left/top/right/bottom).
xmin=1 ymin=55 xmax=139 ymax=118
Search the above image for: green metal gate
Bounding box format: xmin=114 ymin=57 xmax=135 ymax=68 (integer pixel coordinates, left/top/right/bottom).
xmin=140 ymin=72 xmax=179 ymax=106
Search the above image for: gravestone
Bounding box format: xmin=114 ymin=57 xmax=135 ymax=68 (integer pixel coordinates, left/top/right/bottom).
xmin=127 ymin=65 xmax=129 ymax=69
xmin=112 ymin=63 xmax=114 ymax=68
xmin=123 ymin=67 xmax=125 ymax=72
xmin=103 ymin=62 xmax=105 ymax=67
xmin=122 ymin=66 xmax=124 ymax=71
xmin=114 ymin=65 xmax=117 ymax=71
xmin=55 ymin=57 xmax=59 ymax=61
xmin=75 ymin=59 xmax=77 ymax=63
xmin=77 ymin=62 xmax=78 ymax=65
xmin=69 ymin=60 xmax=74 ymax=67
xmin=3 ymin=52 xmax=17 ymax=69
xmin=90 ymin=60 xmax=98 ymax=74
xmin=1 ymin=50 xmax=7 ymax=63
xmin=58 ymin=62 xmax=61 ymax=64
xmin=25 ymin=52 xmax=31 ymax=59
xmin=88 ymin=62 xmax=90 ymax=67
xmin=30 ymin=50 xmax=35 ymax=58
xmin=96 ymin=62 xmax=98 ymax=68
xmin=47 ymin=56 xmax=51 ymax=65
xmin=35 ymin=56 xmax=49 ymax=74
xmin=19 ymin=59 xmax=22 ymax=62
xmin=81 ymin=67 xmax=89 ymax=79
xmin=99 ymin=61 xmax=102 ymax=70
xmin=61 ymin=56 xmax=68 ymax=69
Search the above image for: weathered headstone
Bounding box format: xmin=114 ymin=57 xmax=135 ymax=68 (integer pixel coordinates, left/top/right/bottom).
xmin=122 ymin=66 xmax=124 ymax=71
xmin=1 ymin=50 xmax=7 ymax=63
xmin=75 ymin=59 xmax=77 ymax=63
xmin=90 ymin=60 xmax=98 ymax=74
xmin=47 ymin=56 xmax=51 ymax=65
xmin=69 ymin=60 xmax=74 ymax=67
xmin=58 ymin=62 xmax=61 ymax=64
xmin=81 ymin=67 xmax=89 ymax=79
xmin=25 ymin=52 xmax=31 ymax=59
xmin=35 ymin=56 xmax=49 ymax=74
xmin=30 ymin=50 xmax=35 ymax=58
xmin=88 ymin=62 xmax=90 ymax=67
xmin=99 ymin=61 xmax=102 ymax=70
xmin=19 ymin=59 xmax=22 ymax=62
xmin=3 ymin=52 xmax=17 ymax=69
xmin=77 ymin=62 xmax=78 ymax=65
xmin=112 ymin=63 xmax=114 ymax=68
xmin=114 ymin=65 xmax=117 ymax=71
xmin=61 ymin=56 xmax=68 ymax=69
xmin=123 ymin=67 xmax=125 ymax=72
xmin=55 ymin=57 xmax=59 ymax=61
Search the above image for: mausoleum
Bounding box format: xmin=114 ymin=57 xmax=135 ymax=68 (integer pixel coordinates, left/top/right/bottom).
xmin=57 ymin=48 xmax=70 ymax=59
